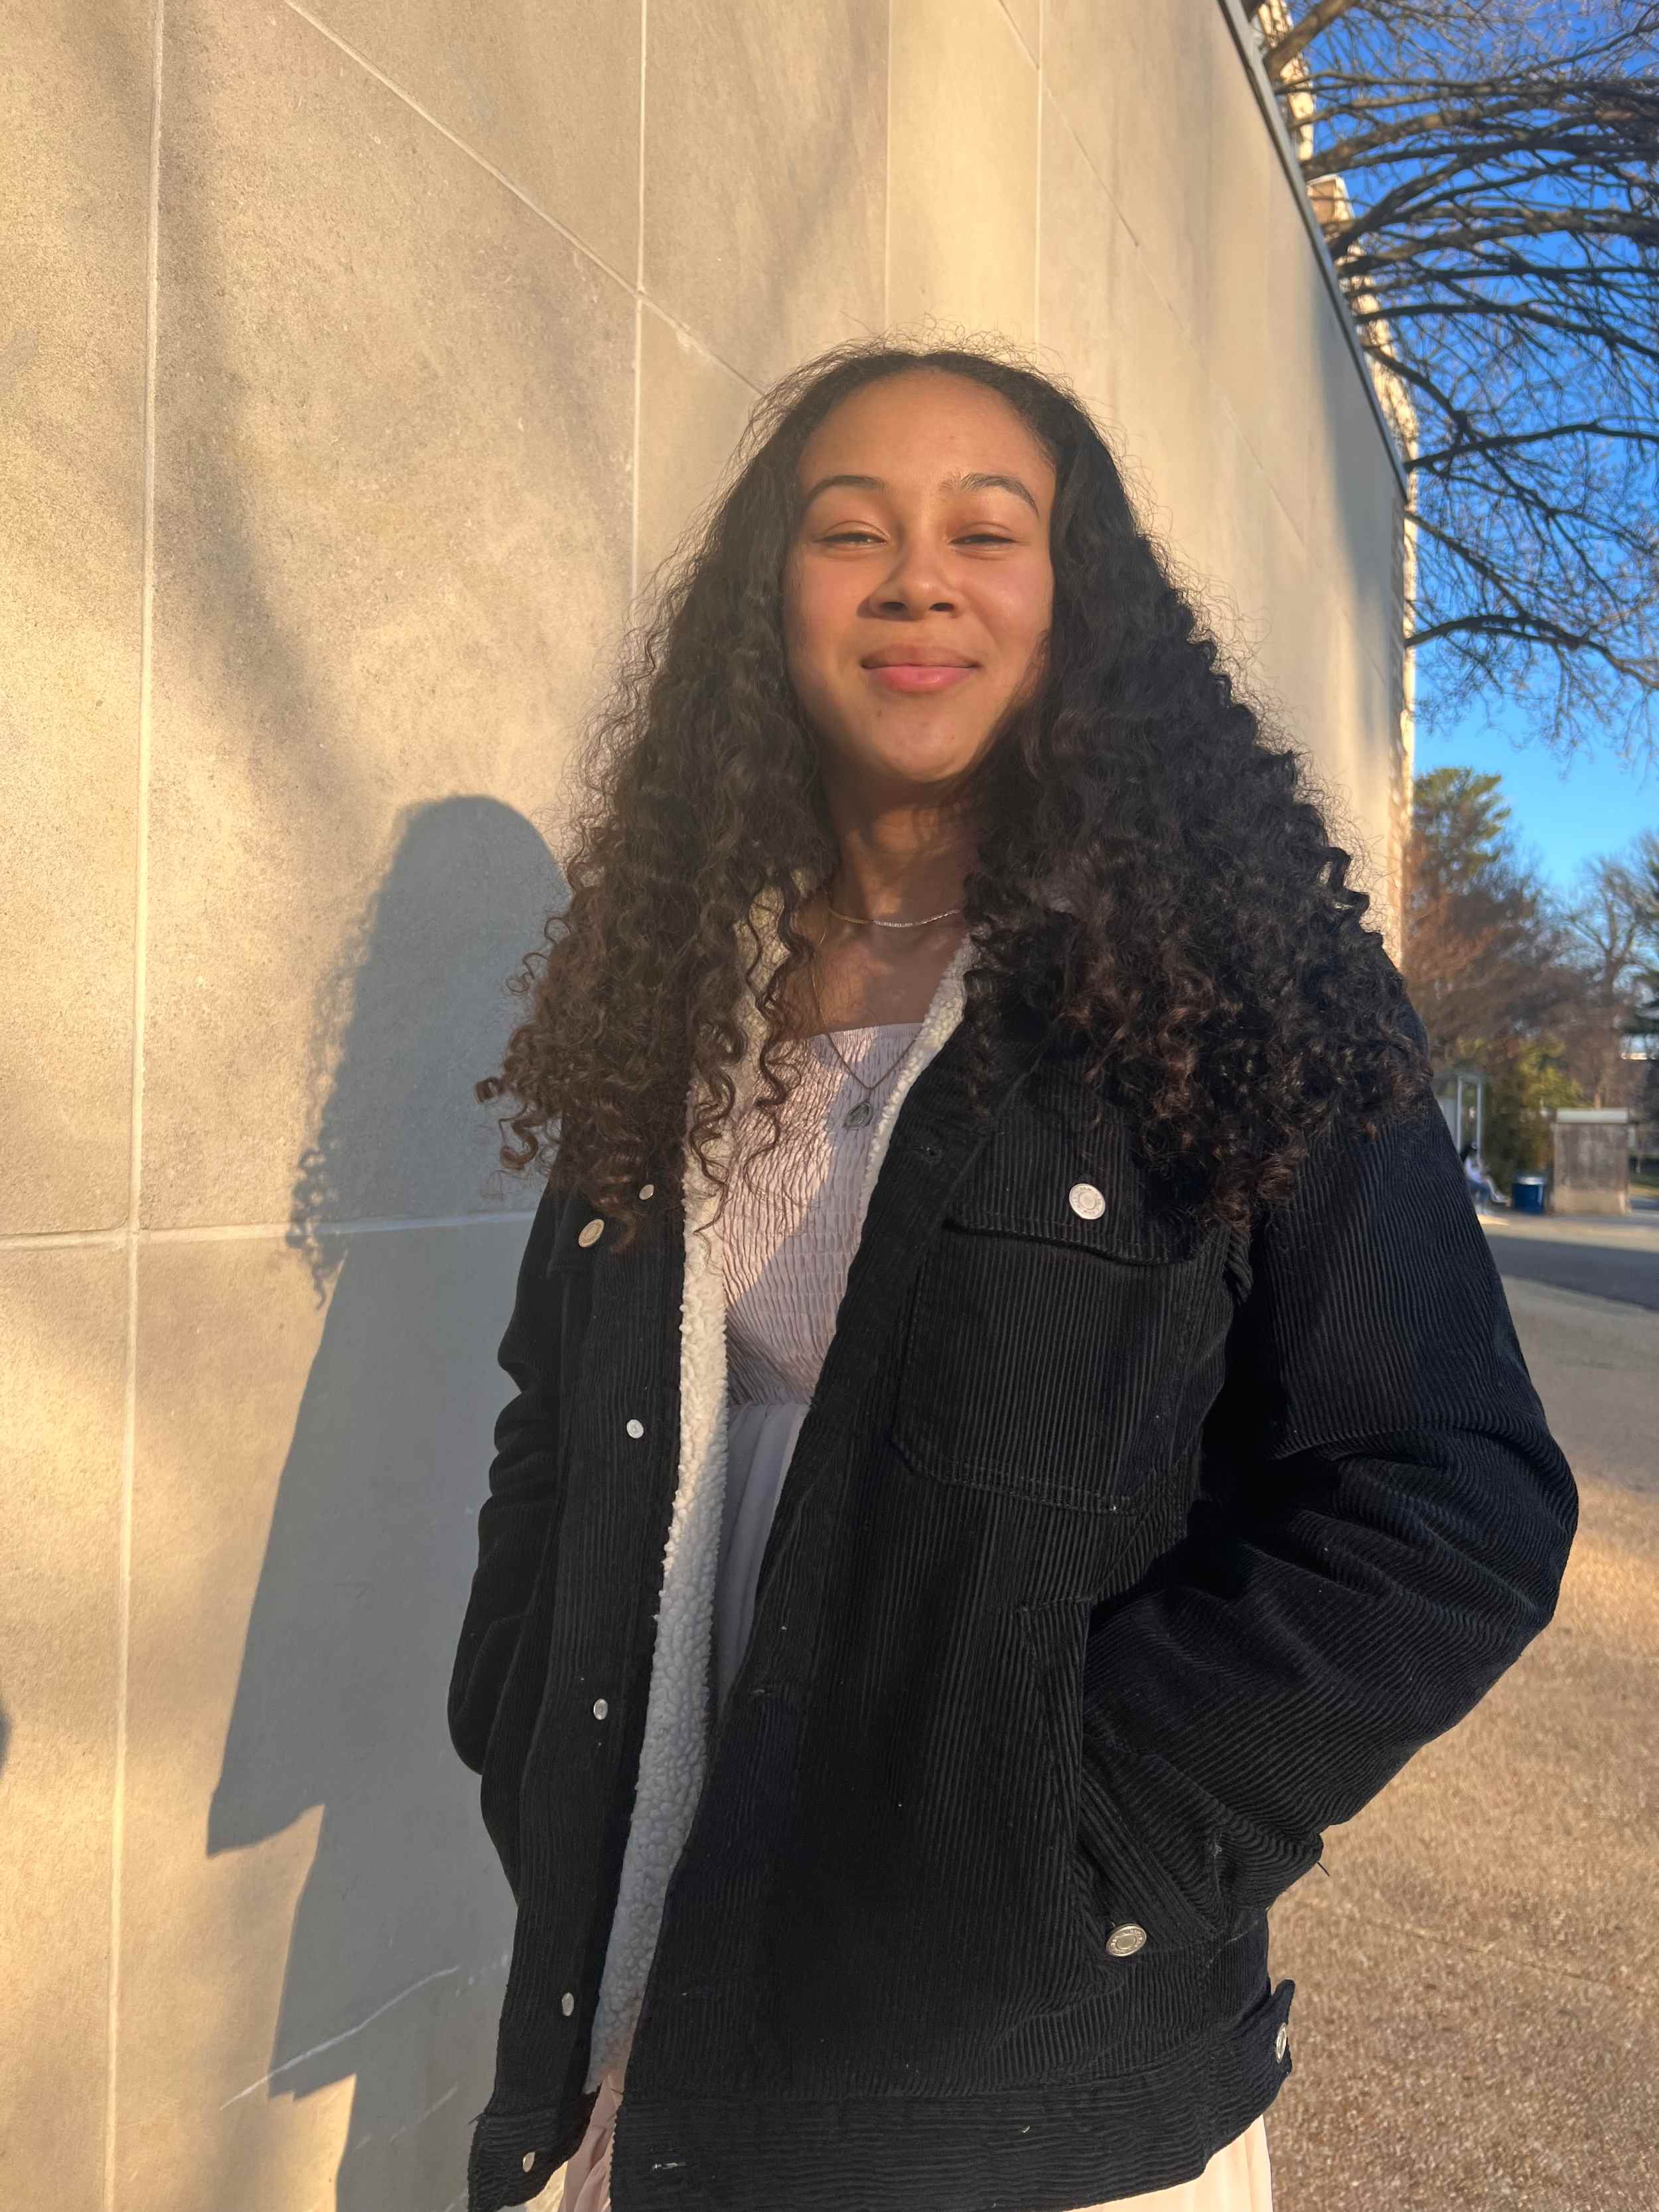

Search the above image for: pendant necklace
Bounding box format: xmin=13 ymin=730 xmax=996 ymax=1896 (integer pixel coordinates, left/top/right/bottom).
xmin=806 ymin=892 xmax=966 ymax=1130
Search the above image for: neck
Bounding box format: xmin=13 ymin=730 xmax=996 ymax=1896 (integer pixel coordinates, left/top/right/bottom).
xmin=824 ymin=883 xmax=963 ymax=926
xmin=816 ymin=844 xmax=974 ymax=928
xmin=808 ymin=884 xmax=968 ymax=966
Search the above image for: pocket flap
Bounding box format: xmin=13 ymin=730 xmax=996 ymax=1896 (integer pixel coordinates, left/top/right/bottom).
xmin=945 ymin=1083 xmax=1208 ymax=1266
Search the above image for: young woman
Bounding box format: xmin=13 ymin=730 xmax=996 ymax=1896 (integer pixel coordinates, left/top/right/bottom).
xmin=448 ymin=340 xmax=1576 ymax=2212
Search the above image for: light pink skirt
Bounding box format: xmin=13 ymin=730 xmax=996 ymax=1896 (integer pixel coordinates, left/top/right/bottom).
xmin=559 ymin=2061 xmax=1273 ymax=2211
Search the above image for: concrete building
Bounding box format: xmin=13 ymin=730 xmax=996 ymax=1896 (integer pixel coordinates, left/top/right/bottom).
xmin=1551 ymin=1106 xmax=1634 ymax=1215
xmin=3 ymin=5 xmax=1409 ymax=2206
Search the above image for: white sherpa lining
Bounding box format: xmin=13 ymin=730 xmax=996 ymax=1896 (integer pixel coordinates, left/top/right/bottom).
xmin=583 ymin=892 xmax=975 ymax=2093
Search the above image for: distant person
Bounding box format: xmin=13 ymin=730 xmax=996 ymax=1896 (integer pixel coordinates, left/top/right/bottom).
xmin=1461 ymin=1140 xmax=1501 ymax=1209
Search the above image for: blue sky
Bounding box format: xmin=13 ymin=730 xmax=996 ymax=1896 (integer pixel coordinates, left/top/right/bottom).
xmin=1414 ymin=698 xmax=1659 ymax=899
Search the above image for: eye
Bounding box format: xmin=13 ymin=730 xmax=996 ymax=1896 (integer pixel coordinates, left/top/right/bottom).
xmin=814 ymin=526 xmax=1013 ymax=544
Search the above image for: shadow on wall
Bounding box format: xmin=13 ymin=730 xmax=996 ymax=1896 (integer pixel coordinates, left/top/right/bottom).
xmin=207 ymin=796 xmax=567 ymax=2210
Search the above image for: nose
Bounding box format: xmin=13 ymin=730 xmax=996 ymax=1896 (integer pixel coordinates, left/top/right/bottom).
xmin=871 ymin=526 xmax=960 ymax=615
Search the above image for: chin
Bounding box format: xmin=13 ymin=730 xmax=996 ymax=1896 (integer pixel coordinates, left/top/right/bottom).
xmin=867 ymin=755 xmax=979 ymax=798
xmin=863 ymin=724 xmax=986 ymax=773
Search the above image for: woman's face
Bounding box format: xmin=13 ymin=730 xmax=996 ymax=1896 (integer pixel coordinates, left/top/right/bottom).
xmin=782 ymin=370 xmax=1056 ymax=811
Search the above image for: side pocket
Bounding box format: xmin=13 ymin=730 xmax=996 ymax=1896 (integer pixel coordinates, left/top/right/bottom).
xmin=1074 ymin=1739 xmax=1226 ymax=1949
xmin=476 ymin=1611 xmax=533 ymax=1902
xmin=1014 ymin=1602 xmax=1114 ymax=1972
xmin=1023 ymin=1600 xmax=1223 ymax=1954
xmin=451 ymin=1610 xmax=526 ymax=1777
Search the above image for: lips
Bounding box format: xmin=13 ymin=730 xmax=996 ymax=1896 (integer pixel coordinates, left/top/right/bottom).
xmin=859 ymin=644 xmax=978 ymax=693
xmin=860 ymin=648 xmax=976 ymax=669
xmin=862 ymin=662 xmax=977 ymax=692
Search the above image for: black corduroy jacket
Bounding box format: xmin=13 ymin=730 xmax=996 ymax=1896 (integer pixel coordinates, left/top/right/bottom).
xmin=446 ymin=928 xmax=1577 ymax=2212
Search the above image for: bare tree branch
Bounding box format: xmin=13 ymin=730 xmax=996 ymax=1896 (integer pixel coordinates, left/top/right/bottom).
xmin=1260 ymin=0 xmax=1368 ymax=78
xmin=1250 ymin=0 xmax=1659 ymax=765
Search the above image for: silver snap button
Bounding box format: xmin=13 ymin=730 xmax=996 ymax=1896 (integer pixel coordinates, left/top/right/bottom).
xmin=561 ymin=1990 xmax=575 ymax=2016
xmin=1275 ymin=2022 xmax=1289 ymax=2061
xmin=593 ymin=1697 xmax=608 ymax=1720
xmin=1106 ymin=1921 xmax=1147 ymax=1956
xmin=639 ymin=1183 xmax=654 ymax=1200
xmin=626 ymin=1417 xmax=644 ymax=1439
xmin=578 ymin=1217 xmax=605 ymax=1247
xmin=522 ymin=2151 xmax=537 ymax=2172
xmin=1068 ymin=1181 xmax=1105 ymax=1219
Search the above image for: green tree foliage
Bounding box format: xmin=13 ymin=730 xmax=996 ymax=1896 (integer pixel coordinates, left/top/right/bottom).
xmin=1479 ymin=1039 xmax=1587 ymax=1192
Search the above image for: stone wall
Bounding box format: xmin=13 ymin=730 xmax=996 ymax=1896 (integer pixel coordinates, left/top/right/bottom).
xmin=0 ymin=4 xmax=1408 ymax=2205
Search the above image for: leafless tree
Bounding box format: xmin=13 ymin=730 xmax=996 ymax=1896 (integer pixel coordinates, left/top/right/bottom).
xmin=1552 ymin=828 xmax=1659 ymax=1099
xmin=1404 ymin=764 xmax=1580 ymax=1063
xmin=1248 ymin=0 xmax=1659 ymax=767
xmin=1407 ymin=763 xmax=1656 ymax=1112
xmin=1630 ymin=851 xmax=1659 ymax=1142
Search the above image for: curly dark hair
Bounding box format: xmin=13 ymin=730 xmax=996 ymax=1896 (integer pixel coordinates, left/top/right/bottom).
xmin=476 ymin=333 xmax=1431 ymax=1255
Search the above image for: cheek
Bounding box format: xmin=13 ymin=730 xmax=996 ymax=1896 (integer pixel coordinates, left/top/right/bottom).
xmin=788 ymin=569 xmax=853 ymax=656
xmin=993 ymin=571 xmax=1054 ymax=646
xmin=781 ymin=577 xmax=823 ymax=660
xmin=781 ymin=618 xmax=843 ymax=731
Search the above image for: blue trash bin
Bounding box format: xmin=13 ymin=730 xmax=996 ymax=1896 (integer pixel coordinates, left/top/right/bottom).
xmin=1510 ymin=1174 xmax=1546 ymax=1215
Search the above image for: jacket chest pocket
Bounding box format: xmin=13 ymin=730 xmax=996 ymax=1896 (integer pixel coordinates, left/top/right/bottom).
xmin=889 ymin=1169 xmax=1212 ymax=1514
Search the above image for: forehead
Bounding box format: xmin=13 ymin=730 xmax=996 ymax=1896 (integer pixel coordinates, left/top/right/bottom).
xmin=796 ymin=372 xmax=1052 ymax=505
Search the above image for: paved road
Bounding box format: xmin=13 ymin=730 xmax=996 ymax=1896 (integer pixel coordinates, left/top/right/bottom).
xmin=1267 ymin=1203 xmax=1658 ymax=2212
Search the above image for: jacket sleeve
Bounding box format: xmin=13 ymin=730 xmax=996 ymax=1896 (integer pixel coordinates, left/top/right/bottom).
xmin=446 ymin=1173 xmax=571 ymax=1777
xmin=1077 ymin=1039 xmax=1579 ymax=1934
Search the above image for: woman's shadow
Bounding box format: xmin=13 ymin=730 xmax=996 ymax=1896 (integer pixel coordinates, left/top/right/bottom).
xmin=208 ymin=796 xmax=567 ymax=2211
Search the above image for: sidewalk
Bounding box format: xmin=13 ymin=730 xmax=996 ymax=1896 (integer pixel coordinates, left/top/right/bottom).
xmin=1480 ymin=1195 xmax=1659 ymax=1246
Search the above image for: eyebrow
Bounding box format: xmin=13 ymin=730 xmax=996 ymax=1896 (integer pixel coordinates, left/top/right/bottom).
xmin=798 ymin=469 xmax=1041 ymax=520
